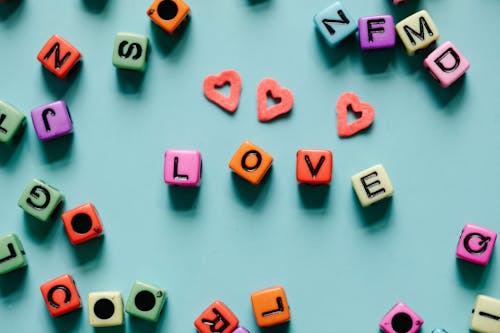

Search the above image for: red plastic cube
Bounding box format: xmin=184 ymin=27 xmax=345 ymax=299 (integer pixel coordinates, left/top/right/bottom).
xmin=296 ymin=149 xmax=333 ymax=185
xmin=37 ymin=34 xmax=81 ymax=79
xmin=62 ymin=203 xmax=104 ymax=245
xmin=194 ymin=300 xmax=239 ymax=333
xmin=40 ymin=274 xmax=81 ymax=317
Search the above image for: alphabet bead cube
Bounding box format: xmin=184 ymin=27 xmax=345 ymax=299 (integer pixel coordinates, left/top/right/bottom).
xmin=233 ymin=327 xmax=250 ymax=333
xmin=0 ymin=233 xmax=27 ymax=275
xmin=40 ymin=274 xmax=81 ymax=317
xmin=456 ymin=224 xmax=496 ymax=266
xmin=471 ymin=295 xmax=500 ymax=333
xmin=0 ymin=100 xmax=26 ymax=144
xmin=229 ymin=141 xmax=273 ymax=185
xmin=125 ymin=280 xmax=167 ymax=322
xmin=352 ymin=164 xmax=394 ymax=207
xmin=395 ymin=10 xmax=439 ymax=55
xmin=164 ymin=149 xmax=202 ymax=186
xmin=88 ymin=291 xmax=123 ymax=327
xmin=379 ymin=302 xmax=424 ymax=333
xmin=251 ymin=286 xmax=291 ymax=327
xmin=296 ymin=149 xmax=333 ymax=185
xmin=112 ymin=33 xmax=149 ymax=72
xmin=423 ymin=41 xmax=470 ymax=88
xmin=37 ymin=35 xmax=81 ymax=79
xmin=358 ymin=15 xmax=396 ymax=50
xmin=314 ymin=2 xmax=357 ymax=47
xmin=62 ymin=203 xmax=104 ymax=245
xmin=18 ymin=179 xmax=64 ymax=222
xmin=194 ymin=301 xmax=239 ymax=333
xmin=147 ymin=0 xmax=190 ymax=35
xmin=31 ymin=100 xmax=72 ymax=141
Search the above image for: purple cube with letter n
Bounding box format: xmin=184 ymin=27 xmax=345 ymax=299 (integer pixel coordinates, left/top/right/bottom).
xmin=31 ymin=100 xmax=72 ymax=141
xmin=358 ymin=15 xmax=395 ymax=50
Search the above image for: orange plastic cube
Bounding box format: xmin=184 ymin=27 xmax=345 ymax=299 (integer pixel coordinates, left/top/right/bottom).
xmin=37 ymin=35 xmax=81 ymax=79
xmin=147 ymin=0 xmax=190 ymax=35
xmin=251 ymin=286 xmax=290 ymax=327
xmin=194 ymin=300 xmax=239 ymax=333
xmin=40 ymin=274 xmax=81 ymax=317
xmin=296 ymin=149 xmax=333 ymax=185
xmin=229 ymin=141 xmax=273 ymax=185
xmin=62 ymin=203 xmax=103 ymax=245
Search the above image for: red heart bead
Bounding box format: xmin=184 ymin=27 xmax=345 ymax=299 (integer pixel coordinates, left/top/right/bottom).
xmin=257 ymin=78 xmax=294 ymax=122
xmin=336 ymin=92 xmax=375 ymax=137
xmin=203 ymin=70 xmax=242 ymax=113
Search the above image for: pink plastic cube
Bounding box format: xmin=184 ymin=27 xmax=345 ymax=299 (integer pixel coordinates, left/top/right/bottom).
xmin=456 ymin=224 xmax=497 ymax=265
xmin=423 ymin=41 xmax=470 ymax=88
xmin=379 ymin=302 xmax=424 ymax=333
xmin=164 ymin=149 xmax=202 ymax=187
xmin=31 ymin=100 xmax=72 ymax=141
xmin=358 ymin=15 xmax=395 ymax=50
xmin=233 ymin=327 xmax=250 ymax=333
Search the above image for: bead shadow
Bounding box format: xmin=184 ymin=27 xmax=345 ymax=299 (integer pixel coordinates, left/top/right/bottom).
xmin=394 ymin=43 xmax=434 ymax=75
xmin=39 ymin=133 xmax=74 ymax=164
xmin=81 ymin=0 xmax=111 ymax=14
xmin=0 ymin=123 xmax=27 ymax=166
xmin=22 ymin=202 xmax=64 ymax=242
xmin=0 ymin=266 xmax=28 ymax=298
xmin=167 ymin=186 xmax=200 ymax=211
xmin=94 ymin=326 xmax=125 ymax=333
xmin=360 ymin=47 xmax=396 ymax=74
xmin=49 ymin=308 xmax=83 ymax=333
xmin=420 ymin=69 xmax=467 ymax=109
xmin=149 ymin=17 xmax=191 ymax=58
xmin=231 ymin=167 xmax=273 ymax=207
xmin=116 ymin=69 xmax=147 ymax=95
xmin=246 ymin=0 xmax=272 ymax=7
xmin=258 ymin=321 xmax=291 ymax=333
xmin=0 ymin=0 xmax=23 ymax=22
xmin=314 ymin=29 xmax=357 ymax=69
xmin=297 ymin=184 xmax=330 ymax=210
xmin=128 ymin=303 xmax=168 ymax=333
xmin=68 ymin=236 xmax=105 ymax=266
xmin=351 ymin=190 xmax=393 ymax=229
xmin=456 ymin=256 xmax=493 ymax=290
xmin=40 ymin=62 xmax=83 ymax=100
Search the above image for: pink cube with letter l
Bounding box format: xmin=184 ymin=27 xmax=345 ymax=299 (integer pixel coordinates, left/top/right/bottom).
xmin=164 ymin=149 xmax=202 ymax=187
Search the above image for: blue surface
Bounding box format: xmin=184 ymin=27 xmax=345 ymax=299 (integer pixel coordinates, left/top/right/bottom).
xmin=0 ymin=0 xmax=500 ymax=332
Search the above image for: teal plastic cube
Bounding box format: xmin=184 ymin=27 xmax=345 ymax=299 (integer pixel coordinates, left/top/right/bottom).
xmin=125 ymin=280 xmax=167 ymax=322
xmin=112 ymin=33 xmax=149 ymax=72
xmin=0 ymin=233 xmax=27 ymax=275
xmin=314 ymin=1 xmax=358 ymax=47
xmin=0 ymin=100 xmax=26 ymax=143
xmin=18 ymin=179 xmax=64 ymax=222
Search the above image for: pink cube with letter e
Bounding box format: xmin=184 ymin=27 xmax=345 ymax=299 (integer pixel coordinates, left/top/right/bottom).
xmin=456 ymin=224 xmax=496 ymax=265
xmin=164 ymin=149 xmax=202 ymax=187
xmin=424 ymin=41 xmax=470 ymax=88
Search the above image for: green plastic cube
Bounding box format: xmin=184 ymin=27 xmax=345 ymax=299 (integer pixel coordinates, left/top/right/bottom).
xmin=0 ymin=233 xmax=27 ymax=275
xmin=0 ymin=100 xmax=26 ymax=143
xmin=18 ymin=179 xmax=64 ymax=222
xmin=112 ymin=33 xmax=149 ymax=72
xmin=125 ymin=280 xmax=167 ymax=322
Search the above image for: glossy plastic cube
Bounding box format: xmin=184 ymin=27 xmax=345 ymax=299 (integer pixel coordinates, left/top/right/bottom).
xmin=31 ymin=100 xmax=72 ymax=141
xmin=125 ymin=280 xmax=167 ymax=322
xmin=352 ymin=164 xmax=393 ymax=207
xmin=471 ymin=295 xmax=500 ymax=333
xmin=229 ymin=141 xmax=273 ymax=185
xmin=395 ymin=10 xmax=439 ymax=55
xmin=358 ymin=15 xmax=395 ymax=50
xmin=112 ymin=33 xmax=149 ymax=72
xmin=296 ymin=149 xmax=333 ymax=185
xmin=233 ymin=327 xmax=250 ymax=333
xmin=62 ymin=203 xmax=104 ymax=245
xmin=18 ymin=179 xmax=64 ymax=222
xmin=40 ymin=274 xmax=81 ymax=317
xmin=194 ymin=300 xmax=239 ymax=333
xmin=164 ymin=149 xmax=202 ymax=186
xmin=456 ymin=224 xmax=496 ymax=266
xmin=0 ymin=100 xmax=26 ymax=143
xmin=147 ymin=0 xmax=190 ymax=35
xmin=380 ymin=302 xmax=424 ymax=333
xmin=251 ymin=286 xmax=291 ymax=327
xmin=314 ymin=2 xmax=357 ymax=47
xmin=424 ymin=41 xmax=470 ymax=88
xmin=88 ymin=291 xmax=123 ymax=327
xmin=0 ymin=233 xmax=27 ymax=275
xmin=37 ymin=34 xmax=81 ymax=79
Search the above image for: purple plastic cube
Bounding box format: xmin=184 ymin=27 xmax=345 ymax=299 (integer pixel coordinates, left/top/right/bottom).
xmin=31 ymin=100 xmax=72 ymax=141
xmin=379 ymin=302 xmax=424 ymax=333
xmin=456 ymin=224 xmax=496 ymax=265
xmin=358 ymin=15 xmax=395 ymax=50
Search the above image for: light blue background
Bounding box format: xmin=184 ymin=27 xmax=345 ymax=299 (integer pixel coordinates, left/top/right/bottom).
xmin=0 ymin=0 xmax=499 ymax=332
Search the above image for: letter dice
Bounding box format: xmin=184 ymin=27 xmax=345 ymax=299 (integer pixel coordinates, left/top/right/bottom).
xmin=88 ymin=291 xmax=124 ymax=327
xmin=37 ymin=34 xmax=81 ymax=79
xmin=112 ymin=33 xmax=149 ymax=72
xmin=379 ymin=302 xmax=424 ymax=333
xmin=194 ymin=300 xmax=239 ymax=333
xmin=0 ymin=100 xmax=26 ymax=144
xmin=147 ymin=0 xmax=190 ymax=35
xmin=229 ymin=141 xmax=273 ymax=185
xmin=164 ymin=149 xmax=202 ymax=186
xmin=358 ymin=15 xmax=396 ymax=50
xmin=456 ymin=224 xmax=496 ymax=266
xmin=125 ymin=280 xmax=167 ymax=322
xmin=18 ymin=179 xmax=64 ymax=222
xmin=40 ymin=274 xmax=81 ymax=317
xmin=314 ymin=2 xmax=357 ymax=47
xmin=62 ymin=203 xmax=104 ymax=245
xmin=31 ymin=100 xmax=72 ymax=141
xmin=471 ymin=295 xmax=500 ymax=333
xmin=0 ymin=233 xmax=27 ymax=275
xmin=352 ymin=164 xmax=394 ymax=207
xmin=424 ymin=41 xmax=470 ymax=88
xmin=251 ymin=286 xmax=291 ymax=327
xmin=395 ymin=10 xmax=439 ymax=55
